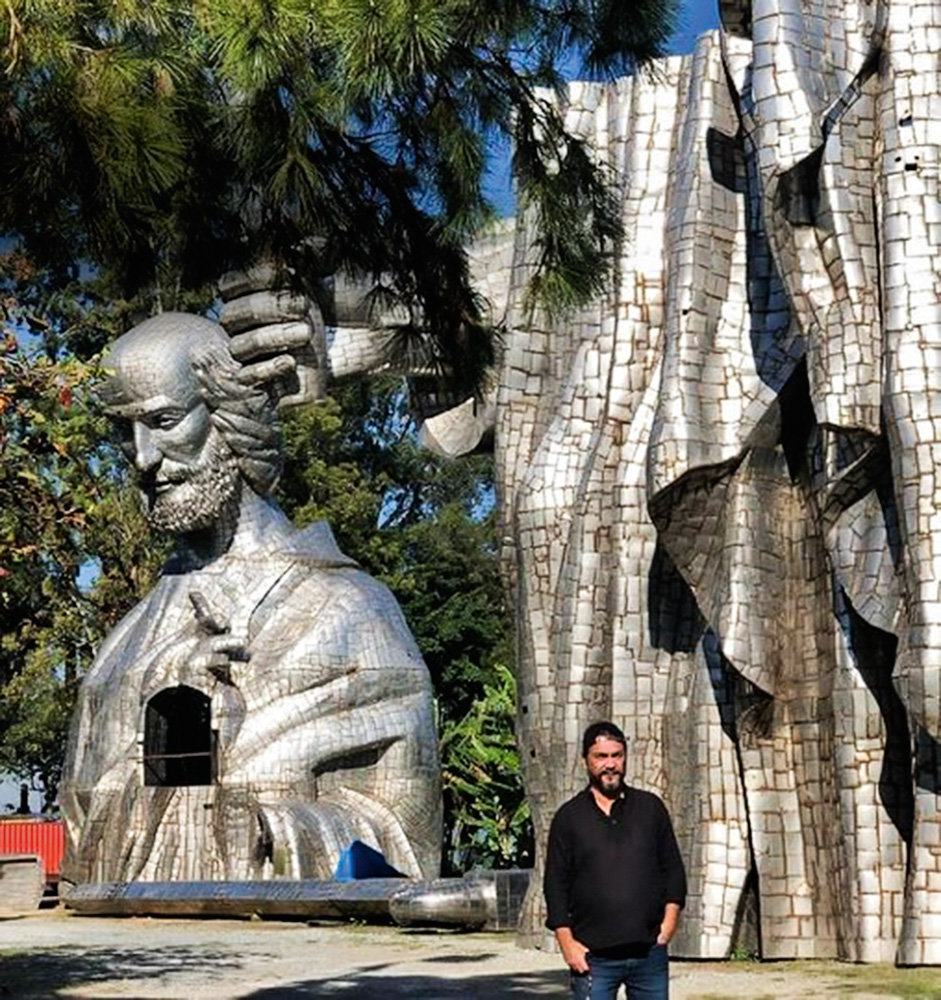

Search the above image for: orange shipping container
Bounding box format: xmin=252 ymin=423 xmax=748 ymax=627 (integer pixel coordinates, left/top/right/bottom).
xmin=0 ymin=819 xmax=64 ymax=880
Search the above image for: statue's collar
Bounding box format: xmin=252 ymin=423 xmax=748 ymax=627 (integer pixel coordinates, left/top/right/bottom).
xmin=281 ymin=520 xmax=359 ymax=567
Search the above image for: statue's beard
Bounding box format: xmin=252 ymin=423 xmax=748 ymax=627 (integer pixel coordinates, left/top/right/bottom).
xmin=143 ymin=448 xmax=242 ymax=535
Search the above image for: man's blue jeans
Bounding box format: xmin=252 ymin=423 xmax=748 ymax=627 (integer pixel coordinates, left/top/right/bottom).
xmin=569 ymin=944 xmax=669 ymax=999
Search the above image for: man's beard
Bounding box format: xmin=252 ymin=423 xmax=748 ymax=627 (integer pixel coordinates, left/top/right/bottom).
xmin=143 ymin=447 xmax=241 ymax=535
xmin=590 ymin=769 xmax=623 ymax=797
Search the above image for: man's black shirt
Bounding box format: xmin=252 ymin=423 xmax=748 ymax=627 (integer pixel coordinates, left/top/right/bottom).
xmin=543 ymin=785 xmax=687 ymax=951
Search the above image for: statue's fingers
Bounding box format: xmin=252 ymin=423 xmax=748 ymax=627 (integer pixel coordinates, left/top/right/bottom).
xmin=209 ymin=635 xmax=250 ymax=660
xmin=221 ymin=290 xmax=309 ymax=334
xmin=230 ymin=321 xmax=312 ymax=362
xmin=236 ymin=354 xmax=297 ymax=386
xmin=192 ymin=651 xmax=228 ymax=672
xmin=219 ymin=263 xmax=282 ymax=301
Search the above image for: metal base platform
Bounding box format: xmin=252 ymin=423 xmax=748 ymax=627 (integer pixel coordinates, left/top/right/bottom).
xmin=64 ymin=869 xmax=532 ymax=930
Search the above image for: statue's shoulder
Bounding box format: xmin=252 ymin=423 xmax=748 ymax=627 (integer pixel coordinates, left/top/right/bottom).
xmin=278 ymin=520 xmax=397 ymax=604
xmin=280 ymin=520 xmax=359 ymax=568
xmin=278 ymin=521 xmax=413 ymax=632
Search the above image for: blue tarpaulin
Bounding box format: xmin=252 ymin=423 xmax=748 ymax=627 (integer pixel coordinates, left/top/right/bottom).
xmin=334 ymin=840 xmax=407 ymax=881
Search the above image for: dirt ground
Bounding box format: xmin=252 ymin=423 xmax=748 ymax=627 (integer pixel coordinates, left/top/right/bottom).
xmin=2 ymin=910 xmax=941 ymax=999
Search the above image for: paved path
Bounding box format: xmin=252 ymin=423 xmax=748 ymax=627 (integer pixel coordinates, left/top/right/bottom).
xmin=3 ymin=911 xmax=941 ymax=998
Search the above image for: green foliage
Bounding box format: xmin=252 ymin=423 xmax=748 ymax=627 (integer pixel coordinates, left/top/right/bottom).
xmin=515 ymin=105 xmax=622 ymax=318
xmin=0 ymin=647 xmax=77 ymax=813
xmin=0 ymin=1 xmax=231 ymax=296
xmin=440 ymin=663 xmax=532 ymax=872
xmin=277 ymin=379 xmax=506 ymax=693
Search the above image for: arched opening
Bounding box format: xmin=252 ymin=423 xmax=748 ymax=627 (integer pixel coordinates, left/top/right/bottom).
xmin=143 ymin=685 xmax=216 ymax=787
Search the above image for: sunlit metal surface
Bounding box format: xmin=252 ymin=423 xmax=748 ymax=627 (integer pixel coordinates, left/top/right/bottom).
xmin=66 ymin=870 xmax=533 ymax=931
xmin=410 ymin=4 xmax=941 ymax=967
xmin=66 ymin=879 xmax=408 ymax=921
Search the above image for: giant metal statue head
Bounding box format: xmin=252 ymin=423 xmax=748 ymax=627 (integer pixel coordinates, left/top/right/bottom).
xmin=100 ymin=313 xmax=285 ymax=534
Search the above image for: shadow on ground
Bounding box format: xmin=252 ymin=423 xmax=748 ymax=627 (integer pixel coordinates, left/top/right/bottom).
xmin=0 ymin=945 xmax=248 ymax=997
xmin=243 ymin=965 xmax=569 ymax=998
xmin=0 ymin=949 xmax=568 ymax=999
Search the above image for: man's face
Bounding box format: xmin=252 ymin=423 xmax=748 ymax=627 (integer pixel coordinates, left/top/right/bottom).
xmin=111 ymin=353 xmax=239 ymax=534
xmin=585 ymin=736 xmax=626 ymax=797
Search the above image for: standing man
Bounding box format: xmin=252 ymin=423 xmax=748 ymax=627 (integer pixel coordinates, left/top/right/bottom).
xmin=544 ymin=722 xmax=686 ymax=999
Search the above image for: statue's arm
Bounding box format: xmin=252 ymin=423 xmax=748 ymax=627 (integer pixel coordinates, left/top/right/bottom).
xmin=220 ymin=587 xmax=441 ymax=877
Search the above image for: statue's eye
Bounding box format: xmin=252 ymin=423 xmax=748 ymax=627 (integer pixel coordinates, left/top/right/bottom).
xmin=148 ymin=410 xmax=186 ymax=431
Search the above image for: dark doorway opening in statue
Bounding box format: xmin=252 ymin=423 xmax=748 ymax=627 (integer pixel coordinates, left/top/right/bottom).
xmin=144 ymin=686 xmax=216 ymax=787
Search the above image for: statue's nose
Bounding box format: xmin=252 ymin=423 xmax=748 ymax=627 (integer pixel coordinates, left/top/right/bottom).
xmin=133 ymin=422 xmax=162 ymax=472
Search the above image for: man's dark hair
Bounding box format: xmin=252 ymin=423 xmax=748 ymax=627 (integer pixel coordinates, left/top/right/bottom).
xmin=582 ymin=721 xmax=627 ymax=757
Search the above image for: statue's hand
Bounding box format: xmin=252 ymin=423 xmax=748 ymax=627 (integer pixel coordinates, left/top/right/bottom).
xmin=229 ymin=320 xmax=312 ymax=365
xmin=191 ymin=633 xmax=250 ymax=683
xmin=188 ymin=591 xmax=248 ymax=683
xmin=218 ymin=267 xmax=323 ymax=406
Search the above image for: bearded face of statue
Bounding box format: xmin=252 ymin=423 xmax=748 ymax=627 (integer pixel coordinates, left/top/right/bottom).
xmin=123 ymin=391 xmax=242 ymax=535
xmin=141 ymin=429 xmax=241 ymax=534
xmin=106 ymin=320 xmax=243 ymax=536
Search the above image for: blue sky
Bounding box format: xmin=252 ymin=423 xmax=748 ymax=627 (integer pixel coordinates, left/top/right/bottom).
xmin=671 ymin=0 xmax=721 ymax=55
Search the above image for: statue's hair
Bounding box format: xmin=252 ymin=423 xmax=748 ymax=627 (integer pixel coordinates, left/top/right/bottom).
xmin=189 ymin=341 xmax=283 ymax=496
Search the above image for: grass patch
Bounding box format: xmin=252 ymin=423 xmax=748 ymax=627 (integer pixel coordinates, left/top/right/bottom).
xmin=688 ymin=960 xmax=941 ymax=1000
xmin=825 ymin=961 xmax=941 ymax=998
